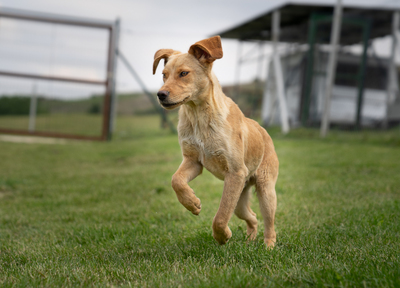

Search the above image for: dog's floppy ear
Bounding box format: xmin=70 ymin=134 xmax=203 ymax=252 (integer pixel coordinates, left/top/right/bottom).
xmin=188 ymin=35 xmax=223 ymax=64
xmin=153 ymin=49 xmax=180 ymax=74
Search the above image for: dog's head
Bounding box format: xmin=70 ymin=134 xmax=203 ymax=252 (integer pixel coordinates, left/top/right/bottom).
xmin=153 ymin=36 xmax=223 ymax=110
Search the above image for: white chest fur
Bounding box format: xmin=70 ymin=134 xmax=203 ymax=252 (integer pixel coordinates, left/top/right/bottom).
xmin=180 ymin=130 xmax=229 ymax=180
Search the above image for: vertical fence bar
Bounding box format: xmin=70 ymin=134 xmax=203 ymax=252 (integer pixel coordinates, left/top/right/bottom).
xmin=28 ymin=83 xmax=37 ymax=132
xmin=302 ymin=13 xmax=317 ymax=126
xmin=234 ymin=40 xmax=243 ymax=101
xmin=261 ymin=57 xmax=273 ymax=125
xmin=252 ymin=41 xmax=265 ymax=118
xmin=272 ymin=10 xmax=290 ymax=134
xmin=320 ymin=0 xmax=343 ymax=137
xmin=102 ymin=25 xmax=117 ymax=140
xmin=385 ymin=11 xmax=400 ymax=128
xmin=108 ymin=18 xmax=120 ymax=139
xmin=355 ymin=20 xmax=371 ymax=129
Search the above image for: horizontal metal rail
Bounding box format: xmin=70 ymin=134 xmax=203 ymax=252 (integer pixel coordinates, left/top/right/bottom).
xmin=0 ymin=8 xmax=114 ymax=29
xmin=0 ymin=128 xmax=104 ymax=141
xmin=0 ymin=71 xmax=106 ymax=85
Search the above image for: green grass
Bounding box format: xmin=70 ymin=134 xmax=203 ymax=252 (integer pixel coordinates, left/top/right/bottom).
xmin=0 ymin=112 xmax=176 ymax=138
xmin=0 ymin=114 xmax=103 ymax=136
xmin=0 ymin=116 xmax=399 ymax=287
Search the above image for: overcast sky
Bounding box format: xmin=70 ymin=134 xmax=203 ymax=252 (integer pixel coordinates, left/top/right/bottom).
xmin=0 ymin=0 xmax=396 ymax=98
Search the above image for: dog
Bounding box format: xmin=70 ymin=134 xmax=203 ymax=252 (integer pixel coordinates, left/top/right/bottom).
xmin=153 ymin=36 xmax=279 ymax=247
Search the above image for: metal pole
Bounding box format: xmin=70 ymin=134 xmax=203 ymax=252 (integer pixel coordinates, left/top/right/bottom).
xmin=355 ymin=21 xmax=371 ymax=130
xmin=257 ymin=41 xmax=265 ymax=77
xmin=234 ymin=40 xmax=243 ymax=101
xmin=302 ymin=13 xmax=317 ymax=125
xmin=109 ymin=18 xmax=120 ymax=137
xmin=261 ymin=57 xmax=273 ymax=125
xmin=320 ymin=0 xmax=343 ymax=137
xmin=0 ymin=71 xmax=106 ymax=85
xmin=28 ymin=83 xmax=37 ymax=132
xmin=272 ymin=10 xmax=290 ymax=134
xmin=385 ymin=11 xmax=400 ymax=128
xmin=102 ymin=27 xmax=115 ymax=140
xmin=252 ymin=41 xmax=265 ymax=118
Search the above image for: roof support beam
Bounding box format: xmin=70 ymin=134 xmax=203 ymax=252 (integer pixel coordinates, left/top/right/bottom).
xmin=320 ymin=0 xmax=343 ymax=137
xmin=385 ymin=11 xmax=400 ymax=128
xmin=355 ymin=20 xmax=371 ymax=130
xmin=234 ymin=40 xmax=243 ymax=101
xmin=271 ymin=10 xmax=290 ymax=134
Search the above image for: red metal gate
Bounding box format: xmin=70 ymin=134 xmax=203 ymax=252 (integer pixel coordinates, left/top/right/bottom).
xmin=0 ymin=8 xmax=119 ymax=141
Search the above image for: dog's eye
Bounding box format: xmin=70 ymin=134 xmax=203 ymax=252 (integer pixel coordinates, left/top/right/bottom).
xmin=162 ymin=73 xmax=166 ymax=78
xmin=180 ymin=71 xmax=189 ymax=77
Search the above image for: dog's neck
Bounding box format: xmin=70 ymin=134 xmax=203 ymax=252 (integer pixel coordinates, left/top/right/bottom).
xmin=179 ymin=72 xmax=229 ymax=138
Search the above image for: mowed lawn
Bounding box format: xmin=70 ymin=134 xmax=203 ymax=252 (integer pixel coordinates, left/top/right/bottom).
xmin=0 ymin=114 xmax=103 ymax=137
xmin=0 ymin=115 xmax=399 ymax=287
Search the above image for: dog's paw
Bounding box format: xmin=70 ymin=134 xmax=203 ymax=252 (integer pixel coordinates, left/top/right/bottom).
xmin=189 ymin=197 xmax=201 ymax=215
xmin=246 ymin=227 xmax=258 ymax=242
xmin=246 ymin=219 xmax=258 ymax=242
xmin=265 ymin=238 xmax=276 ymax=249
xmin=176 ymin=193 xmax=202 ymax=215
xmin=212 ymin=225 xmax=232 ymax=245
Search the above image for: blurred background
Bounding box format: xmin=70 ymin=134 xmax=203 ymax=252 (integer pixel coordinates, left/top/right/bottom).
xmin=0 ymin=0 xmax=399 ymax=140
xmin=2 ymin=2 xmax=400 ymax=286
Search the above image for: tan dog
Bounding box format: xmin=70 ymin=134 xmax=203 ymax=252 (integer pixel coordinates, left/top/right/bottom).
xmin=153 ymin=36 xmax=279 ymax=247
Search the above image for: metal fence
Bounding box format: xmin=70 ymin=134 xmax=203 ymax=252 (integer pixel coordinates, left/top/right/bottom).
xmin=0 ymin=8 xmax=119 ymax=140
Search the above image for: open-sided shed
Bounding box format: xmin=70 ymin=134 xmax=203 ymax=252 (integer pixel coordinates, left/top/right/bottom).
xmin=217 ymin=0 xmax=400 ymax=133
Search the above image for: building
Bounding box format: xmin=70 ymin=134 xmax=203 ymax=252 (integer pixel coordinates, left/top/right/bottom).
xmin=263 ymin=47 xmax=400 ymax=127
xmin=217 ymin=0 xmax=400 ymax=132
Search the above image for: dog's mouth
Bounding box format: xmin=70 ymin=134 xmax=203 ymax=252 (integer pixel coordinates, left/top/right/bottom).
xmin=160 ymin=96 xmax=190 ymax=109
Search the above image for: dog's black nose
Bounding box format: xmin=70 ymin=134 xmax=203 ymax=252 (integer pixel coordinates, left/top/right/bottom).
xmin=157 ymin=90 xmax=169 ymax=101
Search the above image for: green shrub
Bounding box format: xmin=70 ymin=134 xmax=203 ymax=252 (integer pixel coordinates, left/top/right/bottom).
xmin=0 ymin=96 xmax=49 ymax=115
xmin=88 ymin=103 xmax=101 ymax=114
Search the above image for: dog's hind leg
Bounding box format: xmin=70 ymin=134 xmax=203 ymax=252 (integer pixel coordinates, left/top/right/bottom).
xmin=255 ymin=173 xmax=277 ymax=248
xmin=171 ymin=157 xmax=203 ymax=215
xmin=234 ymin=182 xmax=258 ymax=241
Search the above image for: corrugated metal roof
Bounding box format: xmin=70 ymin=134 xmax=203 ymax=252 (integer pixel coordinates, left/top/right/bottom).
xmin=217 ymin=0 xmax=400 ymax=44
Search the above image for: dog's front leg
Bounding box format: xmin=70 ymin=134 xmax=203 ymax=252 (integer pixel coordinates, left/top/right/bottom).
xmin=171 ymin=157 xmax=203 ymax=215
xmin=212 ymin=169 xmax=247 ymax=244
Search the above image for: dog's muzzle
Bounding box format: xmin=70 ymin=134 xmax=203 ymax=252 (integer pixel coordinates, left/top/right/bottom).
xmin=157 ymin=93 xmax=190 ymax=109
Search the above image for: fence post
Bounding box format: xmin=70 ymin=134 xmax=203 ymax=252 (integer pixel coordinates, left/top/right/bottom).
xmin=109 ymin=18 xmax=121 ymax=139
xmin=28 ymin=83 xmax=37 ymax=132
xmin=272 ymin=10 xmax=290 ymax=134
xmin=320 ymin=0 xmax=343 ymax=137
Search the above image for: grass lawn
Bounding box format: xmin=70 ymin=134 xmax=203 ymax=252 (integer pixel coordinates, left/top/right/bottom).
xmin=0 ymin=114 xmax=103 ymax=137
xmin=0 ymin=115 xmax=399 ymax=287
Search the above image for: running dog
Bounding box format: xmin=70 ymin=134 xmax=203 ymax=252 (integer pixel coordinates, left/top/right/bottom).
xmin=152 ymin=36 xmax=279 ymax=247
